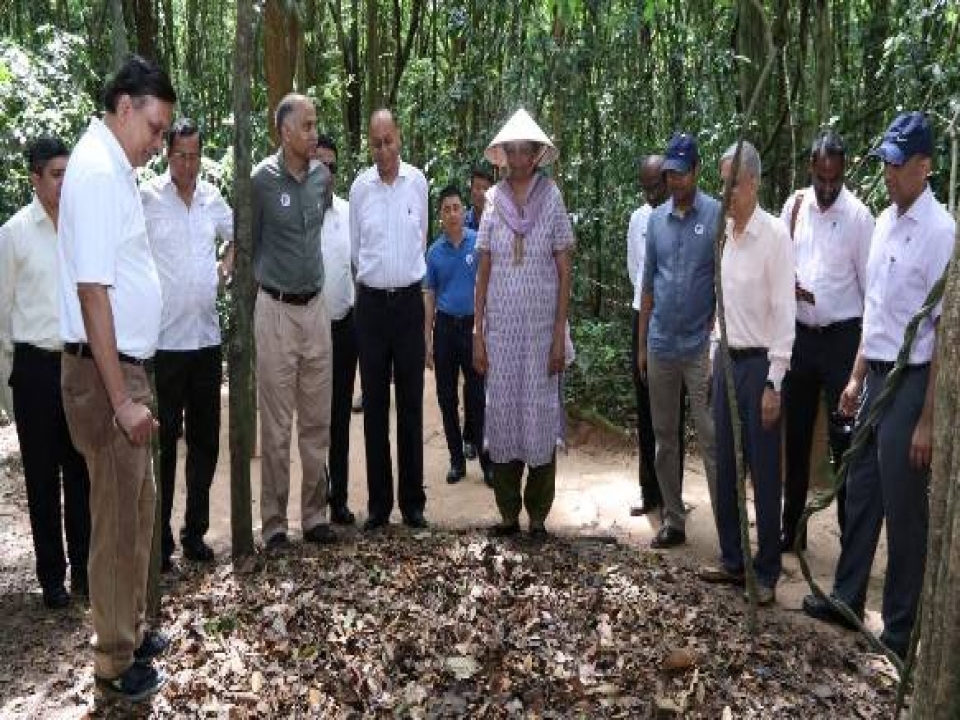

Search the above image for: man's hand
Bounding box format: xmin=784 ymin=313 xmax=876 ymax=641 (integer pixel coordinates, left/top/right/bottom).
xmin=910 ymin=414 xmax=933 ymax=469
xmin=114 ymin=399 xmax=159 ymax=446
xmin=761 ymin=387 xmax=781 ymax=429
xmin=473 ymin=333 xmax=487 ymax=376
xmin=839 ymin=377 xmax=862 ymax=418
xmin=548 ymin=332 xmax=565 ymax=376
xmin=637 ymin=347 xmax=648 ymax=384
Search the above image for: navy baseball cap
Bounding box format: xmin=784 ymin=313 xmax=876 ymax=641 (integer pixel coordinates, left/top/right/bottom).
xmin=662 ymin=133 xmax=699 ymax=174
xmin=871 ymin=112 xmax=933 ymax=165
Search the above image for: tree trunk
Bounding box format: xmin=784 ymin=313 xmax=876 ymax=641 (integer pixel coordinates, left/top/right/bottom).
xmin=229 ymin=0 xmax=256 ymax=561
xmin=264 ymin=0 xmax=301 ymax=145
xmin=365 ymin=0 xmax=381 ymax=110
xmin=131 ymin=0 xmax=157 ymax=61
xmin=108 ymin=0 xmax=129 ymax=69
xmin=910 ymin=221 xmax=960 ymax=718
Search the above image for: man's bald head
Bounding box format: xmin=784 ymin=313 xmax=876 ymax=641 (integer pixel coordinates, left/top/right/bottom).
xmin=639 ymin=154 xmax=667 ymax=207
xmin=275 ymin=93 xmax=318 ymax=169
xmin=368 ymin=108 xmax=402 ymax=182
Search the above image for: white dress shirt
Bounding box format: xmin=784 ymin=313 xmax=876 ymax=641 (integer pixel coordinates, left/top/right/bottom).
xmin=862 ymin=185 xmax=956 ymax=364
xmin=58 ymin=118 xmax=162 ymax=359
xmin=141 ymin=172 xmax=233 ymax=351
xmin=0 ymin=198 xmax=64 ymax=352
xmin=349 ymin=160 xmax=428 ymax=288
xmin=719 ymin=206 xmax=796 ymax=387
xmin=780 ymin=186 xmax=874 ymax=327
xmin=626 ymin=203 xmax=653 ymax=310
xmin=320 ymin=194 xmax=353 ymax=320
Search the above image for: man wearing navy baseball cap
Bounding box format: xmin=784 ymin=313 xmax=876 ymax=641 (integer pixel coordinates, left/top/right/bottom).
xmin=803 ymin=111 xmax=956 ymax=661
xmin=637 ymin=133 xmax=721 ymax=549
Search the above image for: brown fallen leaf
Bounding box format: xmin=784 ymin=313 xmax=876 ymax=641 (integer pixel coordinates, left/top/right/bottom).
xmin=662 ymin=647 xmax=698 ymax=673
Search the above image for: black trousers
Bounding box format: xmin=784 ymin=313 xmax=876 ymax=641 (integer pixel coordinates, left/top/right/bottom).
xmin=328 ymin=309 xmax=358 ymax=510
xmin=782 ymin=319 xmax=860 ymax=543
xmin=433 ymin=312 xmax=489 ymax=471
xmin=154 ymin=345 xmax=222 ymax=558
xmin=10 ymin=343 xmax=90 ymax=591
xmin=630 ymin=310 xmax=685 ymax=503
xmin=355 ymin=284 xmax=426 ymax=521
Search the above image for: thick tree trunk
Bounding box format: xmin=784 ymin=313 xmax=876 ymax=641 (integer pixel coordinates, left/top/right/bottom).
xmin=910 ymin=222 xmax=960 ymax=718
xmin=264 ymin=0 xmax=301 ymax=145
xmin=131 ymin=0 xmax=157 ymax=61
xmin=229 ymin=0 xmax=256 ymax=560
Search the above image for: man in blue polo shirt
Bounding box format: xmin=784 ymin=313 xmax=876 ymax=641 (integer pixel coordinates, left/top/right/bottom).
xmin=637 ymin=133 xmax=721 ymax=549
xmin=424 ymin=184 xmax=492 ymax=486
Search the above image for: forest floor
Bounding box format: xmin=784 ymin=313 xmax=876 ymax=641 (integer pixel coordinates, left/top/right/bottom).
xmin=0 ymin=373 xmax=904 ymax=718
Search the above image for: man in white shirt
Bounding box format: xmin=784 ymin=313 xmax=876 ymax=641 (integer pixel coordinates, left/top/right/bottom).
xmin=58 ymin=55 xmax=175 ymax=702
xmin=625 ymin=154 xmax=678 ymax=517
xmin=780 ymin=133 xmax=874 ymax=552
xmin=142 ymin=118 xmax=234 ymax=570
xmin=315 ymin=134 xmax=357 ymax=525
xmin=803 ymin=112 xmax=955 ymax=661
xmin=350 ymin=109 xmax=429 ymax=531
xmin=0 ymin=137 xmax=90 ymax=609
xmin=699 ymin=141 xmax=795 ymax=607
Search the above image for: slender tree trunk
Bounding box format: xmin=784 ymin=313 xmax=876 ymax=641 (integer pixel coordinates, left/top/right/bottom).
xmin=131 ymin=0 xmax=157 ymax=61
xmin=108 ymin=0 xmax=129 ymax=68
xmin=229 ymin=0 xmax=256 ymax=561
xmin=264 ymin=0 xmax=301 ymax=145
xmin=365 ymin=0 xmax=381 ymax=110
xmin=910 ymin=222 xmax=960 ymax=718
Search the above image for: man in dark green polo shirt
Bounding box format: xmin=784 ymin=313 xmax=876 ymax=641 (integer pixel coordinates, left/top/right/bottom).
xmin=251 ymin=93 xmax=336 ymax=550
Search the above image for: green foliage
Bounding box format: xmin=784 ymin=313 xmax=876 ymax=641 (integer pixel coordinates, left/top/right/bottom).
xmin=0 ymin=27 xmax=97 ymax=219
xmin=564 ymin=315 xmax=636 ymax=424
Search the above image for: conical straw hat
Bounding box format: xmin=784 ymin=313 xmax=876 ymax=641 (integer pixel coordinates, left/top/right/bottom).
xmin=484 ymin=108 xmax=559 ymax=168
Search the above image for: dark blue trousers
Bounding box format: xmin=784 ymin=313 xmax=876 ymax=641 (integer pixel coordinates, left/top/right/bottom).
xmin=712 ymin=353 xmax=782 ymax=588
xmin=832 ymin=364 xmax=930 ymax=655
xmin=433 ymin=312 xmax=489 ymax=472
xmin=328 ymin=309 xmax=358 ymax=511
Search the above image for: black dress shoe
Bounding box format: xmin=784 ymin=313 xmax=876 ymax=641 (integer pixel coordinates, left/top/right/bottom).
xmin=650 ymin=525 xmax=686 ymax=549
xmin=446 ymin=463 xmax=466 ymax=484
xmin=363 ymin=516 xmax=390 ymax=532
xmin=330 ymin=506 xmax=356 ymax=525
xmin=304 ymin=524 xmax=337 ymax=545
xmin=488 ymin=521 xmax=521 ymax=537
xmin=96 ymin=662 xmax=167 ymax=703
xmin=181 ymin=537 xmax=215 ymax=563
xmin=402 ymin=513 xmax=429 ymax=529
xmin=42 ymin=585 xmax=70 ymax=609
xmin=134 ymin=630 xmax=170 ymax=664
xmin=71 ymin=574 xmax=89 ymax=599
xmin=802 ymin=593 xmax=862 ymax=630
xmin=265 ymin=532 xmax=290 ymax=551
xmin=630 ymin=498 xmax=662 ymax=517
xmin=463 ymin=442 xmax=478 ymax=460
xmin=528 ymin=523 xmax=549 ymax=541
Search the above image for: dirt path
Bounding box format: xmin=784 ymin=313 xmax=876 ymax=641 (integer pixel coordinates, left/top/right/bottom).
xmin=0 ymin=371 xmax=891 ymax=716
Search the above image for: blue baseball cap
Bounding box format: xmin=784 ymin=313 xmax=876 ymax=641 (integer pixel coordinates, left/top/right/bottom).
xmin=871 ymin=112 xmax=933 ymax=166
xmin=662 ymin=133 xmax=699 ymax=174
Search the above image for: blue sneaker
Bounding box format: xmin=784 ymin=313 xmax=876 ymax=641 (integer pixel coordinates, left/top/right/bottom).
xmin=95 ymin=662 xmax=167 ymax=703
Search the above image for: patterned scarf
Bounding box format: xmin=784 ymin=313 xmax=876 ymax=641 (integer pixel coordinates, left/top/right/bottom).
xmin=493 ymin=173 xmax=550 ymax=264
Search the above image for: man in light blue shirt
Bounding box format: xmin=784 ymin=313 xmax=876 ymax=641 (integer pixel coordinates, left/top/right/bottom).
xmin=637 ymin=133 xmax=720 ymax=548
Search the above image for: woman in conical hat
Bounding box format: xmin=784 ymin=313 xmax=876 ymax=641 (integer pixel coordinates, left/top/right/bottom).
xmin=472 ymin=108 xmax=575 ymax=539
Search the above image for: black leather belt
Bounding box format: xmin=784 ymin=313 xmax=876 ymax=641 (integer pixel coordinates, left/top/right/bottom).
xmin=359 ymin=282 xmax=421 ymax=299
xmin=14 ymin=342 xmax=61 ymax=359
xmin=436 ymin=311 xmax=475 ymax=330
xmin=261 ymin=285 xmax=319 ymax=305
xmin=728 ymin=347 xmax=767 ymax=361
xmin=867 ymin=359 xmax=930 ymax=376
xmin=797 ymin=318 xmax=861 ymax=334
xmin=63 ymin=342 xmax=153 ymax=367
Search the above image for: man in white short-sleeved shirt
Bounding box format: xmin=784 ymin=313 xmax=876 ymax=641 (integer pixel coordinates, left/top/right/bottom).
xmin=58 ymin=55 xmax=176 ymax=702
xmin=802 ymin=111 xmax=956 ymax=662
xmin=778 ymin=132 xmax=874 ymax=552
xmin=142 ymin=117 xmax=234 ymax=571
xmin=316 ymin=134 xmax=358 ymax=526
xmin=349 ymin=109 xmax=429 ymax=531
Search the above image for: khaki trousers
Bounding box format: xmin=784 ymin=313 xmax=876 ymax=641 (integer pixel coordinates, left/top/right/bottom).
xmin=61 ymin=354 xmax=154 ymax=678
xmin=255 ymin=290 xmax=332 ymax=541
